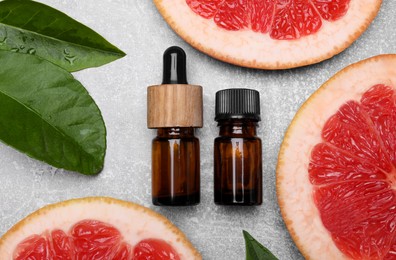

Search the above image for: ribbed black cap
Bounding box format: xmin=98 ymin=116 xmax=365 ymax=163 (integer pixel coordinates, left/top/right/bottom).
xmin=215 ymin=88 xmax=261 ymax=121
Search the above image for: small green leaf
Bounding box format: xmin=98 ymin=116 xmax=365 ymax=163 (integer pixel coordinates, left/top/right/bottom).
xmin=243 ymin=230 xmax=279 ymax=260
xmin=0 ymin=50 xmax=106 ymax=174
xmin=0 ymin=0 xmax=125 ymax=72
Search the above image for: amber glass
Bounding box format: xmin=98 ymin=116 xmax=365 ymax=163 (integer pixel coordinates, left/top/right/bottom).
xmin=152 ymin=127 xmax=200 ymax=206
xmin=214 ymin=119 xmax=262 ymax=205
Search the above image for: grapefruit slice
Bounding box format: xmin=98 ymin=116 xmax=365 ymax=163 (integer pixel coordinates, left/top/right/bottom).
xmin=0 ymin=197 xmax=201 ymax=260
xmin=277 ymin=54 xmax=396 ymax=259
xmin=154 ymin=0 xmax=381 ymax=69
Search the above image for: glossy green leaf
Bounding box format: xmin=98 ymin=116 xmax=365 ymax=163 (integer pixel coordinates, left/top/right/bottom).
xmin=0 ymin=50 xmax=106 ymax=175
xmin=243 ymin=230 xmax=279 ymax=260
xmin=0 ymin=0 xmax=125 ymax=72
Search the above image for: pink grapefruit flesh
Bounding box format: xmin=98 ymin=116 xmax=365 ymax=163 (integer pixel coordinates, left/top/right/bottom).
xmin=186 ymin=0 xmax=350 ymax=40
xmin=0 ymin=197 xmax=201 ymax=260
xmin=154 ymin=0 xmax=381 ymax=69
xmin=277 ymin=55 xmax=396 ymax=259
xmin=14 ymin=220 xmax=178 ymax=260
xmin=133 ymin=239 xmax=180 ymax=260
xmin=310 ymin=84 xmax=396 ymax=259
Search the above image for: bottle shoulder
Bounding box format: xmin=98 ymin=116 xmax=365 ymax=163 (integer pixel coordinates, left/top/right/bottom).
xmin=153 ymin=136 xmax=199 ymax=142
xmin=214 ymin=136 xmax=261 ymax=143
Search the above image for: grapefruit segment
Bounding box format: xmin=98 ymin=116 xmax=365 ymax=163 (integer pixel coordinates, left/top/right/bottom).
xmin=270 ymin=0 xmax=322 ymax=40
xmin=250 ymin=0 xmax=276 ymax=33
xmin=133 ymin=239 xmax=181 ymax=260
xmin=155 ymin=0 xmax=381 ymax=69
xmin=213 ymin=0 xmax=249 ymax=31
xmin=71 ymin=220 xmax=123 ymax=259
xmin=14 ymin=235 xmax=49 ymax=260
xmin=0 ymin=197 xmax=201 ymax=260
xmin=277 ymin=55 xmax=396 ymax=259
xmin=185 ymin=0 xmax=220 ymax=19
xmin=309 ymin=143 xmax=388 ymax=185
xmin=51 ymin=230 xmax=74 ymax=259
xmin=311 ymin=0 xmax=351 ymax=21
xmin=361 ymin=85 xmax=396 ymax=168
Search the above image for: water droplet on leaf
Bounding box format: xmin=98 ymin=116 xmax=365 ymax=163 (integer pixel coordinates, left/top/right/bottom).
xmin=64 ymin=56 xmax=77 ymax=65
xmin=27 ymin=48 xmax=36 ymax=54
xmin=0 ymin=37 xmax=6 ymax=45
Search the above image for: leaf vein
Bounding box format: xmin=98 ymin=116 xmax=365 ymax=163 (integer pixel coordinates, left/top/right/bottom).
xmin=19 ymin=11 xmax=41 ymax=29
xmin=0 ymin=10 xmax=12 ymax=23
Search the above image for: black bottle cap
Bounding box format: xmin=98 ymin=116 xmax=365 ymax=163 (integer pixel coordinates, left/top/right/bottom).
xmin=215 ymin=88 xmax=261 ymax=122
xmin=162 ymin=46 xmax=188 ymax=84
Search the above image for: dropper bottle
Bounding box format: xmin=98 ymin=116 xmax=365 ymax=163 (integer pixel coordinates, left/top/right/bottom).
xmin=147 ymin=46 xmax=203 ymax=206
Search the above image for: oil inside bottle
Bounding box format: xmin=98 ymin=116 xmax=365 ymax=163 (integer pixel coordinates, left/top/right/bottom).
xmin=214 ymin=120 xmax=262 ymax=205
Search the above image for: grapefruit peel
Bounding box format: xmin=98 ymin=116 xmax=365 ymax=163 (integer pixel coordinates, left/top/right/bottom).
xmin=0 ymin=197 xmax=201 ymax=259
xmin=154 ymin=0 xmax=382 ymax=69
xmin=277 ymin=54 xmax=396 ymax=259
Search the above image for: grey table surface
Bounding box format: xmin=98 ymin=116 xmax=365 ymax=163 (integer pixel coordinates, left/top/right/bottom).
xmin=0 ymin=1 xmax=395 ymax=259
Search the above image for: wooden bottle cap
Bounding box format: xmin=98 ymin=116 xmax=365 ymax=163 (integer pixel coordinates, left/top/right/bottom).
xmin=147 ymin=84 xmax=203 ymax=128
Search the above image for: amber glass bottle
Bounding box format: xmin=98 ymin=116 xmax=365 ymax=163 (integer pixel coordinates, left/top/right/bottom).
xmin=147 ymin=46 xmax=203 ymax=206
xmin=214 ymin=89 xmax=262 ymax=205
xmin=152 ymin=128 xmax=200 ymax=205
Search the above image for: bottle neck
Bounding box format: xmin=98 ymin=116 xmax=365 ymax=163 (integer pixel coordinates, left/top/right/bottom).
xmin=217 ymin=119 xmax=258 ymax=137
xmin=157 ymin=127 xmax=195 ymax=138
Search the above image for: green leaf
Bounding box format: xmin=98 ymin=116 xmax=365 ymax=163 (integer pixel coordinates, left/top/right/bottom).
xmin=0 ymin=0 xmax=125 ymax=72
xmin=0 ymin=50 xmax=106 ymax=175
xmin=243 ymin=230 xmax=279 ymax=260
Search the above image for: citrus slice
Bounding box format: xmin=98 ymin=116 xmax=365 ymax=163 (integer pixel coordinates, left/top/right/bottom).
xmin=154 ymin=0 xmax=381 ymax=69
xmin=277 ymin=54 xmax=396 ymax=259
xmin=0 ymin=197 xmax=201 ymax=259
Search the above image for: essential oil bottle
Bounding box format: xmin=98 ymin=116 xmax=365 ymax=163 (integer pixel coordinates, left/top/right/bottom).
xmin=214 ymin=88 xmax=262 ymax=206
xmin=147 ymin=46 xmax=203 ymax=206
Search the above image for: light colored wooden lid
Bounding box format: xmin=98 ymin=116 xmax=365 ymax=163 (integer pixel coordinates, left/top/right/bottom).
xmin=147 ymin=84 xmax=203 ymax=128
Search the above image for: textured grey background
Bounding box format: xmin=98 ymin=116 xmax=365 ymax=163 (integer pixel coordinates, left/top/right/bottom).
xmin=0 ymin=0 xmax=395 ymax=259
